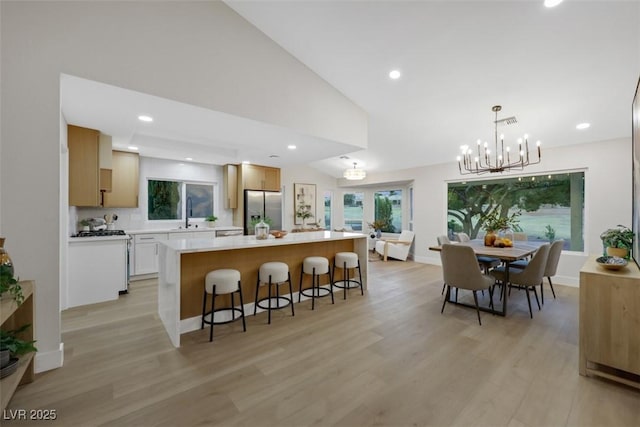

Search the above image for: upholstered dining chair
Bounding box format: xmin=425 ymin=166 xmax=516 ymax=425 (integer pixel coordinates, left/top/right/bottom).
xmin=490 ymin=243 xmax=550 ymax=318
xmin=439 ymin=243 xmax=494 ymax=325
xmin=375 ymin=230 xmax=415 ymax=261
xmin=510 ymin=239 xmax=563 ymax=304
xmin=456 ymin=232 xmax=501 ymax=273
xmin=437 ymin=235 xmax=450 ymax=245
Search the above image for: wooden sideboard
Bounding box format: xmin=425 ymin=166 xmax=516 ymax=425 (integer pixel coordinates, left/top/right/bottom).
xmin=579 ymin=257 xmax=640 ymax=389
xmin=1 ymin=280 xmax=35 ymax=410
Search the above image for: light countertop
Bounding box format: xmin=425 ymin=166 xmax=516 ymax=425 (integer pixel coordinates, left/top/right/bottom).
xmin=161 ymin=231 xmax=366 ymax=254
xmin=68 ymin=235 xmax=130 ymax=243
xmin=126 ymin=226 xmax=243 ymax=235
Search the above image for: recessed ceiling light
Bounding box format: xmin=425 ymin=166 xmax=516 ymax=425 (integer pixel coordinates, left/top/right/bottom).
xmin=544 ymin=0 xmax=563 ymax=8
xmin=127 ymin=146 xmax=138 ymax=151
xmin=185 ymin=157 xmax=193 ymax=161
xmin=576 ymin=123 xmax=591 ymax=130
xmin=389 ymin=70 xmax=401 ymax=80
xmin=287 ymin=144 xmax=296 ymax=150
xmin=242 ymin=160 xmax=251 ymax=164
xmin=138 ymin=115 xmax=153 ymax=122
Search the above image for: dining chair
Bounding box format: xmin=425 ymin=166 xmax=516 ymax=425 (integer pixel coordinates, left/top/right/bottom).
xmin=510 ymin=239 xmax=563 ymax=304
xmin=437 ymin=235 xmax=450 ymax=245
xmin=456 ymin=232 xmax=501 ymax=274
xmin=439 ymin=243 xmax=494 ymax=325
xmin=490 ymin=243 xmax=550 ymax=318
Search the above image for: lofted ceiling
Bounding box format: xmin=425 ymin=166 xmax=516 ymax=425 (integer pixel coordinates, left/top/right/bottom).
xmin=62 ymin=1 xmax=640 ymax=179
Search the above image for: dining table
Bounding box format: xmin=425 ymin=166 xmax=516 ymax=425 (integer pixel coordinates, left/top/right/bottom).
xmin=428 ymin=239 xmax=541 ymax=316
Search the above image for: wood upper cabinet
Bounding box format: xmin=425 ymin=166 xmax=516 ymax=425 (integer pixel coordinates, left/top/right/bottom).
xmin=241 ymin=164 xmax=281 ymax=191
xmin=223 ymin=164 xmax=238 ymax=209
xmin=102 ymin=151 xmax=139 ymax=208
xmin=68 ymin=125 xmax=100 ymax=206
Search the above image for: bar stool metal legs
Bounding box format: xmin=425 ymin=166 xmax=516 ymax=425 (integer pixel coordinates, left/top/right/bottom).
xmin=254 ymin=262 xmax=295 ymax=324
xmin=299 ymin=256 xmax=334 ymax=310
xmin=332 ymin=252 xmax=363 ymax=300
xmin=201 ymin=269 xmax=247 ymax=342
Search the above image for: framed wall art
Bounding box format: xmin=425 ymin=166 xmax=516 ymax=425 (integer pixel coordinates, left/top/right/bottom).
xmin=294 ymin=183 xmax=316 ymax=226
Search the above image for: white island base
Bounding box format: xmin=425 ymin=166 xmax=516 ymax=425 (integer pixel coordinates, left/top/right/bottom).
xmin=158 ymin=231 xmax=367 ymax=346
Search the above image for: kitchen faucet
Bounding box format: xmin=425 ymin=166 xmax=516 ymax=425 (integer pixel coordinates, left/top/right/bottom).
xmin=185 ymin=197 xmax=193 ymax=228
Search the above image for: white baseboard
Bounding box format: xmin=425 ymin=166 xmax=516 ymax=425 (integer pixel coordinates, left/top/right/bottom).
xmin=35 ymin=342 xmax=64 ymax=373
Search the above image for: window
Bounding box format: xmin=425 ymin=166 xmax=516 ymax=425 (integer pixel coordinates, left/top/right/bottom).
xmin=324 ymin=191 xmax=332 ymax=230
xmin=148 ymin=179 xmax=214 ymax=221
xmin=447 ymin=171 xmax=584 ymax=251
xmin=343 ymin=191 xmax=364 ymax=231
xmin=374 ymin=190 xmax=402 ymax=233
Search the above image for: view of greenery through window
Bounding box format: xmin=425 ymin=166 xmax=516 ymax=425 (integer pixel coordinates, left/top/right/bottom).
xmin=343 ymin=192 xmax=364 ymax=231
xmin=447 ymin=172 xmax=584 ymax=251
xmin=324 ymin=191 xmax=332 ymax=230
xmin=148 ymin=180 xmax=214 ymax=220
xmin=374 ymin=190 xmax=402 ymax=233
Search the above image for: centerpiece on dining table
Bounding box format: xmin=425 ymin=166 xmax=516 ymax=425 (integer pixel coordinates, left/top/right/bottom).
xmin=480 ymin=210 xmax=521 ymax=247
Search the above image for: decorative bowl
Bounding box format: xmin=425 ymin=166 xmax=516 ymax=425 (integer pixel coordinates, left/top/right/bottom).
xmin=269 ymin=230 xmax=288 ymax=239
xmin=596 ymin=256 xmax=628 ymax=270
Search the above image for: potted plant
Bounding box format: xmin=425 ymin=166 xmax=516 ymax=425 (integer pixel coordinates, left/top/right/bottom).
xmin=368 ymin=219 xmax=388 ymax=238
xmin=0 ymin=324 xmax=37 ymax=371
xmin=480 ymin=210 xmax=521 ymax=246
xmin=79 ymin=219 xmax=91 ymax=231
xmin=0 ymin=264 xmax=23 ymax=305
xmin=600 ymin=225 xmax=633 ymax=259
xmin=204 ymin=215 xmax=218 ymax=228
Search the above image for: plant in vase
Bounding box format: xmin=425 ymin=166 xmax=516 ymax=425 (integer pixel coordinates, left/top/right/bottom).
xmin=480 ymin=209 xmax=521 ymax=247
xmin=368 ymin=219 xmax=388 ymax=238
xmin=205 ymin=215 xmax=218 ymax=228
xmin=79 ymin=219 xmax=91 ymax=231
xmin=600 ymin=225 xmax=633 ymax=259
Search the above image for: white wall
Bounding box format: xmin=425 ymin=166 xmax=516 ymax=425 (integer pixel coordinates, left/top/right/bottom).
xmin=74 ymin=157 xmax=232 ymax=232
xmin=0 ymin=1 xmax=366 ymax=373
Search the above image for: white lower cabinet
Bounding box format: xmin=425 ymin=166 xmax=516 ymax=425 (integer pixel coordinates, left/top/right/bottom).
xmin=132 ymin=233 xmax=168 ymax=275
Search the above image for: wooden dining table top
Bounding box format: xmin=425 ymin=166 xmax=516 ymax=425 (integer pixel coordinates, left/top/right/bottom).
xmin=428 ymin=240 xmax=540 ymax=262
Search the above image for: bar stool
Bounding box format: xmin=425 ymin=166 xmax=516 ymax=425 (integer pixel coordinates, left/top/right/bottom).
xmin=299 ymin=256 xmax=334 ymax=310
xmin=332 ymin=252 xmax=364 ymax=299
xmin=254 ymin=262 xmax=295 ymax=324
xmin=201 ymin=269 xmax=246 ymax=342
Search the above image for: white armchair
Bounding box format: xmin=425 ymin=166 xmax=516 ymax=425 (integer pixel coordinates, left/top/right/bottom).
xmin=375 ymin=230 xmax=415 ymax=261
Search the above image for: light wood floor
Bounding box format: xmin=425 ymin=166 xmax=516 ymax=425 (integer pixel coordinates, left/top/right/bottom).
xmin=6 ymin=259 xmax=640 ymax=426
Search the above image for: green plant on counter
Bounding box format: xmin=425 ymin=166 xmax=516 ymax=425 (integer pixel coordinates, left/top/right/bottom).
xmin=0 ymin=264 xmax=23 ymax=306
xmin=600 ymin=225 xmax=634 ymax=250
xmin=79 ymin=219 xmax=91 ymax=227
xmin=205 ymin=215 xmax=218 ymax=222
xmin=0 ymin=324 xmax=37 ymax=356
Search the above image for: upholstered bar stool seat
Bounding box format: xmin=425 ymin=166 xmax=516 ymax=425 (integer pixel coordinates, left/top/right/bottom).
xmin=201 ymin=269 xmax=246 ymax=342
xmin=254 ymin=262 xmax=295 ymax=324
xmin=332 ymin=252 xmax=364 ymax=299
xmin=299 ymin=256 xmax=334 ymax=310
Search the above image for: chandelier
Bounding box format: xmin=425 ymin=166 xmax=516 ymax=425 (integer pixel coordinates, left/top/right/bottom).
xmin=457 ymin=105 xmax=541 ymax=175
xmin=344 ymin=162 xmax=366 ymax=180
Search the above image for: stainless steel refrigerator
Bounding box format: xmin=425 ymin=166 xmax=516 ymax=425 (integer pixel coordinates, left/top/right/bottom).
xmin=244 ymin=190 xmax=283 ymax=235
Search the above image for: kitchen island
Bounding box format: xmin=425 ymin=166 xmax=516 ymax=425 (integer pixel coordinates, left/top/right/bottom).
xmin=158 ymin=231 xmax=367 ymax=346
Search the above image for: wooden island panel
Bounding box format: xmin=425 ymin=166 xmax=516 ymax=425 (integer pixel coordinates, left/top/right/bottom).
xmin=179 ymin=239 xmax=356 ymax=320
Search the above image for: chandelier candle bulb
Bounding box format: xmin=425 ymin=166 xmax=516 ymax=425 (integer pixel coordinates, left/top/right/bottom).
xmin=457 ymin=105 xmax=542 ymax=175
